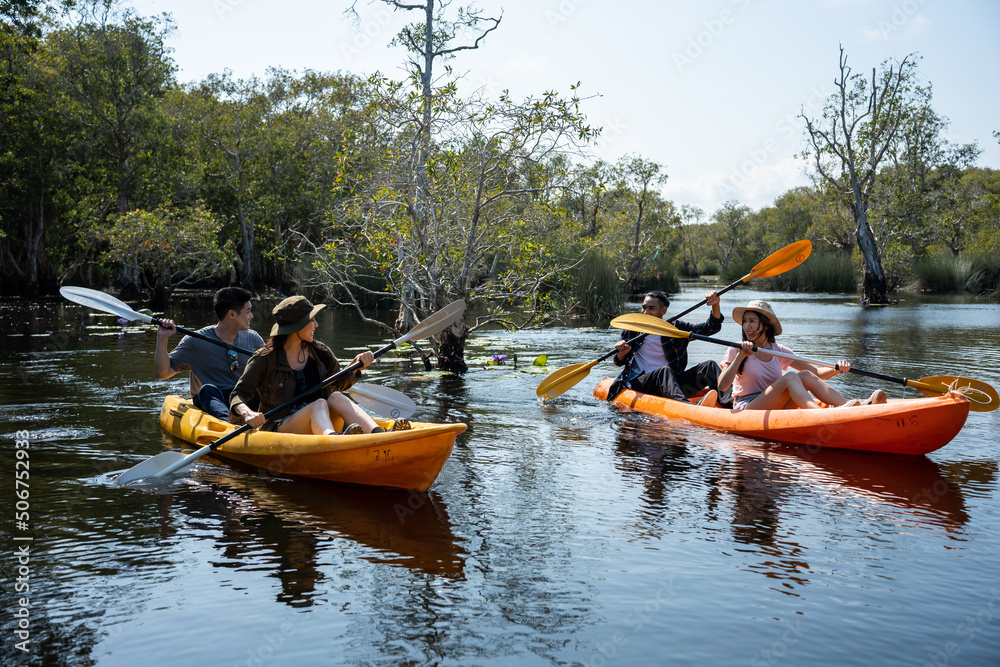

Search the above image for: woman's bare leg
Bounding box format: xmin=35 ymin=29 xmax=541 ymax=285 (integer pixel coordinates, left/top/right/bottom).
xmin=327 ymin=392 xmax=378 ymax=433
xmin=746 ymin=373 xmax=823 ymax=410
xmin=278 ymin=398 xmax=337 ymax=435
xmin=799 ymin=372 xmax=850 ymax=406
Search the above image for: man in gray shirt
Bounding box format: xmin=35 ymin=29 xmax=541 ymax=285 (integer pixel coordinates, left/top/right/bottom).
xmin=155 ymin=287 xmax=264 ymax=419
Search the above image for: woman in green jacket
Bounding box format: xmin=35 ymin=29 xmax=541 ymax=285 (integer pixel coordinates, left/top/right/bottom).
xmin=230 ymin=296 xmax=408 ymax=435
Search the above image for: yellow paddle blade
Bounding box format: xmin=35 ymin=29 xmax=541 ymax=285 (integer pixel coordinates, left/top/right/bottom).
xmin=610 ymin=314 xmax=689 ymax=338
xmin=744 ymin=240 xmax=812 ymax=281
xmin=536 ymin=359 xmax=600 ymax=399
xmin=912 ymin=376 xmax=999 ymax=412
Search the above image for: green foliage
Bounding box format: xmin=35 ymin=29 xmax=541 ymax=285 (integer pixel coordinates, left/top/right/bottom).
xmin=105 ymin=203 xmax=232 ymax=298
xmin=699 ymin=262 xmax=719 ymax=276
xmin=972 ymin=253 xmax=1000 ymax=298
xmin=2 ymin=1 xmax=996 ymax=316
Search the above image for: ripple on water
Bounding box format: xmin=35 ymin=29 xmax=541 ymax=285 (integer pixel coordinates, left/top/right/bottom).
xmin=3 ymin=291 xmax=999 ymax=667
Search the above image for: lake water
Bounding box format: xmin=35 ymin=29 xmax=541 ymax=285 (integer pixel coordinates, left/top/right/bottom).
xmin=2 ymin=284 xmax=999 ymax=666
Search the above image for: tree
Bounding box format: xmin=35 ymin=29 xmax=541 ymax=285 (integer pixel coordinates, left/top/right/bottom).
xmin=104 ymin=203 xmax=233 ymax=308
xmin=175 ymin=71 xmax=268 ymax=289
xmin=617 ymin=155 xmax=667 ymax=296
xmin=877 ymin=98 xmax=980 ymax=260
xmin=801 ymin=46 xmax=917 ymax=304
xmin=711 ymin=200 xmax=751 ymax=272
xmin=564 ymin=159 xmax=616 ymax=238
xmin=316 ymin=1 xmax=596 ymax=372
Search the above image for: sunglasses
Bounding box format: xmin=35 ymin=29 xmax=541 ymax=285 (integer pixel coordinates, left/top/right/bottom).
xmin=228 ymin=349 xmax=238 ymax=372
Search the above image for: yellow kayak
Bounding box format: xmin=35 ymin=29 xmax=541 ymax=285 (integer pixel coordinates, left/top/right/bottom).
xmin=159 ymin=395 xmax=465 ymax=491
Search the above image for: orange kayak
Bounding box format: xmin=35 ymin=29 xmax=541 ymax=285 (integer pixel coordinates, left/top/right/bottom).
xmin=593 ymin=377 xmax=970 ymax=455
xmin=159 ymin=395 xmax=465 ymax=491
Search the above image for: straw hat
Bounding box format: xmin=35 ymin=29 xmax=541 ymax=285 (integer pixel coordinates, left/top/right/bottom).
xmin=732 ymin=300 xmax=782 ymax=336
xmin=270 ymin=296 xmax=326 ymax=336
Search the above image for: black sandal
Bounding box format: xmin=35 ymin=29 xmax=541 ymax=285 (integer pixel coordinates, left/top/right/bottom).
xmin=389 ymin=418 xmax=412 ymax=432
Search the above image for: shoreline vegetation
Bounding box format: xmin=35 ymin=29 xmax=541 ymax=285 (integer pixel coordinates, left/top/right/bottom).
xmin=3 ymin=1 xmax=998 ymax=327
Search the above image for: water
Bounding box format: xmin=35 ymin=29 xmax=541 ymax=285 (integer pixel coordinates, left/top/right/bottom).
xmin=2 ymin=286 xmax=999 ymax=666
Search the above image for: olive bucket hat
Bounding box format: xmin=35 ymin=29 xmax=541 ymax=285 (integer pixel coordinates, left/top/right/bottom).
xmin=732 ymin=299 xmax=783 ymax=336
xmin=270 ymin=296 xmax=326 ymax=336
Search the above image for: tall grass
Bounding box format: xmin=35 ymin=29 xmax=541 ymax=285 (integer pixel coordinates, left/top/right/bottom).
xmin=634 ymin=265 xmax=680 ymax=298
xmin=723 ymin=252 xmax=856 ymax=293
xmin=913 ymin=253 xmax=1000 ymax=296
xmin=571 ymin=250 xmax=624 ymax=321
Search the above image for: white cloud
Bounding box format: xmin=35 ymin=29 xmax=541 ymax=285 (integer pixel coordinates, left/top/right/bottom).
xmin=663 ymin=157 xmax=810 ymax=214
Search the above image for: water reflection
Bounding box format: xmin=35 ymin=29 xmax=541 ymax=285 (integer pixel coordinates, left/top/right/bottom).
xmin=147 ymin=474 xmax=465 ymax=607
xmin=434 ymin=373 xmax=472 ymax=427
xmin=610 ymin=410 xmax=973 ymax=592
xmin=614 ymin=409 xmax=971 ymax=526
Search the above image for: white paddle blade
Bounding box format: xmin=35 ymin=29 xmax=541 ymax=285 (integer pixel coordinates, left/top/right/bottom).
xmin=349 ymin=383 xmax=417 ymax=419
xmin=115 ymin=451 xmax=190 ymax=486
xmin=60 ymin=286 xmax=152 ymax=323
xmin=394 ymin=300 xmax=466 ymax=346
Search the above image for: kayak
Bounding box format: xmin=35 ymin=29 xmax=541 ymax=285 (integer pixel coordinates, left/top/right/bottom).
xmin=159 ymin=395 xmax=465 ymax=491
xmin=593 ymin=377 xmax=970 ymax=455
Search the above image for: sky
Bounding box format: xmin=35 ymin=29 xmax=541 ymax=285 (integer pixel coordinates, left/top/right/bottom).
xmin=130 ymin=0 xmax=1000 ymax=216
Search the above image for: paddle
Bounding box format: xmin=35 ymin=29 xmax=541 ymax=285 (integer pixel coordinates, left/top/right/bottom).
xmin=536 ymin=240 xmax=813 ymax=399
xmin=62 ymin=286 xmax=418 ymax=419
xmin=610 ymin=314 xmax=999 ymax=412
xmin=60 ymin=286 xmax=256 ymax=355
xmin=115 ymin=299 xmax=466 ymax=485
xmin=349 ymin=383 xmax=416 ymax=420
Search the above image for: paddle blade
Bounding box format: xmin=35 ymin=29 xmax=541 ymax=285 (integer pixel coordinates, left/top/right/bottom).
xmin=349 ymin=383 xmax=417 ymax=419
xmin=60 ymin=286 xmax=152 ymax=323
xmin=610 ymin=314 xmax=689 ymax=339
xmin=115 ymin=451 xmax=190 ymax=486
xmin=536 ymin=359 xmax=600 ymax=399
xmin=914 ymin=376 xmax=999 ymax=412
xmin=394 ymin=300 xmax=466 ymax=346
xmin=744 ymin=240 xmax=812 ymax=281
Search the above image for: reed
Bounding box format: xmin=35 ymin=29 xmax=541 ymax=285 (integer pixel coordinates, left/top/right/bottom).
xmin=913 ymin=253 xmax=1000 ymax=296
xmin=571 ymin=250 xmax=624 ymax=321
xmin=633 ymin=265 xmax=680 ymax=297
xmin=913 ymin=255 xmax=980 ymax=293
xmin=725 ymin=252 xmax=856 ymax=293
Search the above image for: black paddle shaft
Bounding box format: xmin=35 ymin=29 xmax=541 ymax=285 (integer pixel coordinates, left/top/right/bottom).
xmin=687 ymin=332 xmax=915 ymax=388
xmin=152 ymin=317 xmax=256 ymax=356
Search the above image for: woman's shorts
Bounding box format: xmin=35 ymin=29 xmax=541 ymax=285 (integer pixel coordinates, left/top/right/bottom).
xmin=732 ymin=392 xmax=761 ymax=411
